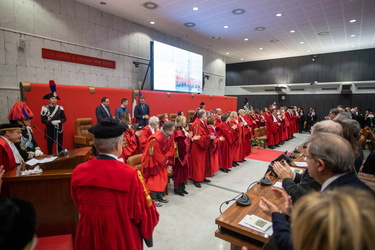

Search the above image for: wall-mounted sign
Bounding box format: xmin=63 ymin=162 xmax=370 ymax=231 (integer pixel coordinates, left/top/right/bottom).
xmin=42 ymin=48 xmax=116 ymax=69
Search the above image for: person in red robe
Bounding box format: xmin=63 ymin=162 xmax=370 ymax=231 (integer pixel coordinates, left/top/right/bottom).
xmin=142 ymin=121 xmax=175 ymax=206
xmin=119 ymin=112 xmax=141 ymax=161
xmin=190 ymin=110 xmax=212 ymax=188
xmin=0 ymin=124 xmax=23 ymax=172
xmin=213 ymin=108 xmax=222 ymax=125
xmin=266 ymin=109 xmax=279 ymax=149
xmin=173 ymin=115 xmax=195 ymax=196
xmin=280 ymin=108 xmax=289 ymax=143
xmin=229 ymin=112 xmax=241 ymax=167
xmin=71 ymin=119 xmax=159 ymax=250
xmin=191 ymin=102 xmax=205 ymax=123
xmin=139 ymin=116 xmax=159 ymax=153
xmin=217 ymin=113 xmax=235 ymax=173
xmin=239 ymin=109 xmax=251 ymax=158
xmin=159 ymin=113 xmax=169 ymax=128
xmin=207 ymin=116 xmax=223 ymax=175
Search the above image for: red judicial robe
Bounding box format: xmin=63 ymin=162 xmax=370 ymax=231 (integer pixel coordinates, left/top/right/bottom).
xmin=173 ymin=128 xmax=191 ymax=189
xmin=239 ymin=116 xmax=251 ymax=157
xmin=0 ymin=137 xmax=17 ymax=172
xmin=190 ymin=118 xmax=210 ymax=182
xmin=266 ymin=113 xmax=279 ymax=146
xmin=281 ymin=113 xmax=290 ymax=141
xmin=121 ymin=128 xmax=139 ymax=161
xmin=142 ymin=130 xmax=175 ymax=193
xmin=214 ymin=115 xmax=221 ymax=125
xmin=217 ymin=122 xmax=235 ymax=169
xmin=208 ymin=125 xmax=220 ymax=175
xmin=259 ymin=114 xmax=266 ymax=127
xmin=139 ymin=126 xmax=155 ymax=153
xmin=233 ymin=119 xmax=245 ymax=161
xmin=71 ymin=156 xmax=159 ymax=250
xmin=159 ymin=118 xmax=168 ymax=128
xmin=244 ymin=115 xmax=254 ymax=137
xmin=229 ymin=119 xmax=240 ymax=162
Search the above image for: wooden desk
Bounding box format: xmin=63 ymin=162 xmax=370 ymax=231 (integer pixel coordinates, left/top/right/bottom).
xmin=215 ymin=147 xmax=307 ymax=249
xmin=1 ymin=147 xmax=92 ymax=237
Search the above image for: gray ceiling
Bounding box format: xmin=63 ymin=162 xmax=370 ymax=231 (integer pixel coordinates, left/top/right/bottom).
xmin=77 ymin=0 xmax=375 ymax=64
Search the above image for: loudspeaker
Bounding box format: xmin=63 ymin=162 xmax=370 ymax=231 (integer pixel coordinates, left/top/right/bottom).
xmin=341 ymin=84 xmax=352 ymax=95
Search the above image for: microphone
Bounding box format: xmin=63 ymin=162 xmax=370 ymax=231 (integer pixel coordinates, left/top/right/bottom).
xmin=32 ymin=125 xmax=68 ymax=156
xmin=236 ymin=193 xmax=251 ymax=206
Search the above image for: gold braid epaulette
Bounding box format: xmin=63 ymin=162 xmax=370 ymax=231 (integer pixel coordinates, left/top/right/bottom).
xmin=174 ymin=141 xmax=181 ymax=162
xmin=137 ymin=170 xmax=153 ymax=207
xmin=149 ymin=139 xmax=155 ymax=156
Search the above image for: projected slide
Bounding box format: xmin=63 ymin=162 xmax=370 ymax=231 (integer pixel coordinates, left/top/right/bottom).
xmin=153 ymin=41 xmax=203 ymax=93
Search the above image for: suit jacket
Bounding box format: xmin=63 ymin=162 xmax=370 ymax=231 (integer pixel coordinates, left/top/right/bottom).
xmin=272 ymin=172 xmax=375 ymax=250
xmin=96 ymin=104 xmax=112 ymax=123
xmin=134 ymin=103 xmax=150 ymax=128
xmin=282 ymin=169 xmax=321 ymax=203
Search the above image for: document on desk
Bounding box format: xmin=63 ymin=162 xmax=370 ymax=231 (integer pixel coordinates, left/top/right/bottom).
xmin=294 ymin=162 xmax=308 ymax=167
xmin=26 ymin=156 xmax=58 ymax=165
xmin=239 ymin=214 xmax=273 ymax=236
xmin=273 ymin=181 xmax=283 ymax=189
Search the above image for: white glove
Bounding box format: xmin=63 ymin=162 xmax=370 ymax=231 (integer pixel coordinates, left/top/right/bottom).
xmin=27 ymin=151 xmax=35 ymax=159
xmin=34 ymin=149 xmax=44 ymax=157
xmin=51 ymin=120 xmax=61 ymax=126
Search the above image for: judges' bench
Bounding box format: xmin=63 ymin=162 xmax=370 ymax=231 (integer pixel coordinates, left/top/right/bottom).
xmin=1 ymin=147 xmax=92 ymax=237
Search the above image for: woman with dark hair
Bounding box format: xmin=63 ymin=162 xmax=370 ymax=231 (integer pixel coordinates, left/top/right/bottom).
xmin=119 ymin=112 xmax=141 ymax=161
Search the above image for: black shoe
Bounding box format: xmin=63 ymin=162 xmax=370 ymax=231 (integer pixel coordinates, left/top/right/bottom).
xmin=232 ymin=163 xmax=237 ymax=167
xmin=158 ymin=198 xmax=169 ymax=203
xmin=275 ymin=144 xmax=280 ymax=147
xmin=227 ymin=168 xmax=231 ymax=171
xmin=194 ymin=182 xmax=201 ymax=188
xmin=269 ymin=145 xmax=275 ymax=149
xmin=155 ymin=202 xmax=162 ymax=207
xmin=182 ymin=189 xmax=188 ymax=194
xmin=174 ymin=189 xmax=184 ymax=196
xmin=203 ymin=178 xmax=211 ymax=183
xmin=279 ymin=141 xmax=285 ymax=145
xmin=242 ymin=159 xmax=247 ymax=162
xmin=220 ymin=168 xmax=226 ymax=172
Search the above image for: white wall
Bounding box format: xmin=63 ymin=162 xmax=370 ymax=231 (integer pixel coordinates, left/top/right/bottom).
xmin=0 ymin=0 xmax=226 ymax=122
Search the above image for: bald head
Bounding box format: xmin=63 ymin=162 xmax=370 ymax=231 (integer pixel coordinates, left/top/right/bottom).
xmin=311 ymin=120 xmax=343 ymax=136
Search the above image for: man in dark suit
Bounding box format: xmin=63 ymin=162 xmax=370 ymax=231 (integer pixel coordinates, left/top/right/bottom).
xmin=134 ymin=96 xmax=150 ymax=128
xmin=260 ymin=132 xmax=374 ymax=250
xmin=95 ymin=97 xmax=112 ymax=124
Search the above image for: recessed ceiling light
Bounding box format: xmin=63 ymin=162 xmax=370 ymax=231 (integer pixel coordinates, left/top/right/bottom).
xmin=290 ymin=30 xmax=295 ymax=33
xmin=193 ymin=7 xmax=198 ymax=11
xmin=351 ymin=45 xmax=356 ymax=47
xmin=276 ymin=13 xmax=282 ymax=17
xmin=184 ymin=22 xmax=196 ymax=27
xmin=259 ymin=48 xmax=263 ymax=50
xmin=255 ymin=27 xmax=266 ymax=31
xmin=143 ymin=2 xmax=158 ymax=9
xmin=349 ymin=19 xmax=356 ymax=23
xmin=100 ymin=2 xmax=107 ymax=5
xmin=224 ymin=25 xmax=229 ymax=29
xmin=240 ymin=58 xmax=243 ymax=60
xmin=226 ymin=52 xmax=229 ymax=55
xmin=300 ymin=41 xmax=304 ymax=44
xmin=150 ymin=21 xmax=155 ymax=24
xmin=270 ymin=39 xmax=279 ymax=43
xmin=231 ymin=9 xmax=246 ymax=15
xmin=350 ymin=34 xmax=356 ymax=37
xmin=318 ymin=31 xmax=330 ymax=35
xmin=212 ymin=36 xmax=222 ymax=40
xmin=307 ymin=50 xmax=310 ymax=52
xmin=244 ymin=38 xmax=249 ymax=41
xmin=271 ymin=55 xmax=274 ymax=56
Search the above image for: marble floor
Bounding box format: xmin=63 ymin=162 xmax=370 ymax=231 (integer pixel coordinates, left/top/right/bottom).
xmin=147 ymin=133 xmax=311 ymax=250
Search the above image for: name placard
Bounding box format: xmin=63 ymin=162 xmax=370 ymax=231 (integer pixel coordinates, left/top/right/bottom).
xmin=42 ymin=48 xmax=116 ymax=69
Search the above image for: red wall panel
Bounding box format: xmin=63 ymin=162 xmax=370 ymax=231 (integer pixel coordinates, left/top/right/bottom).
xmin=24 ymin=83 xmax=237 ymax=153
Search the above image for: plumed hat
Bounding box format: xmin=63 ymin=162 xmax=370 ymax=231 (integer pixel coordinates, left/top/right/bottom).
xmin=7 ymin=102 xmax=34 ymax=122
xmin=88 ymin=118 xmax=128 ymax=139
xmin=200 ymin=102 xmax=205 ymax=106
xmin=43 ymin=80 xmax=60 ymax=100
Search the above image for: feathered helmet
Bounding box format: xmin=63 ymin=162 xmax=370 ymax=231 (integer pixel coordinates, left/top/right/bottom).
xmin=7 ymin=102 xmax=34 ymax=122
xmin=43 ymin=80 xmax=60 ymax=100
xmin=244 ymin=97 xmax=248 ymax=104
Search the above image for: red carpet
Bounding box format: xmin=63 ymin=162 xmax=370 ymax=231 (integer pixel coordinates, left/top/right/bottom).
xmin=246 ymin=148 xmax=285 ymax=162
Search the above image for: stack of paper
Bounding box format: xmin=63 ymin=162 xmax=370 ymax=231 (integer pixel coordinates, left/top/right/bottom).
xmin=239 ymin=214 xmax=273 ymax=236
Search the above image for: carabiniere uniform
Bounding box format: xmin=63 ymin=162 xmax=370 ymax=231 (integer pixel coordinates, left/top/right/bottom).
xmin=41 ymin=100 xmax=66 ymax=154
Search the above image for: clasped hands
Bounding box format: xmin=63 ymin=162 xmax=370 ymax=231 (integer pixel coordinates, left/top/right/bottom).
xmin=259 ymin=187 xmax=293 ymax=217
xmin=51 ymin=120 xmax=61 ymax=126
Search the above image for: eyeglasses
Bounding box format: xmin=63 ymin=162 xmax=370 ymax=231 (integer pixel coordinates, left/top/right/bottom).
xmin=302 ymin=152 xmax=313 ymax=161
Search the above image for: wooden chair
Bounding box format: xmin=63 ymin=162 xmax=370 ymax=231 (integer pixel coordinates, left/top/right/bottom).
xmin=126 ymin=154 xmax=142 ymax=172
xmin=74 ymin=118 xmax=94 ymax=148
xmin=170 ymin=113 xmax=178 ymax=122
xmin=126 ymin=154 xmax=172 ymax=195
xmin=187 ymin=110 xmax=195 ymax=123
xmin=254 ymin=127 xmax=267 ymax=148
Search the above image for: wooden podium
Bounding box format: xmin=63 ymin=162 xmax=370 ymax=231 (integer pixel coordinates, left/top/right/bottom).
xmin=1 ymin=147 xmax=92 ymax=237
